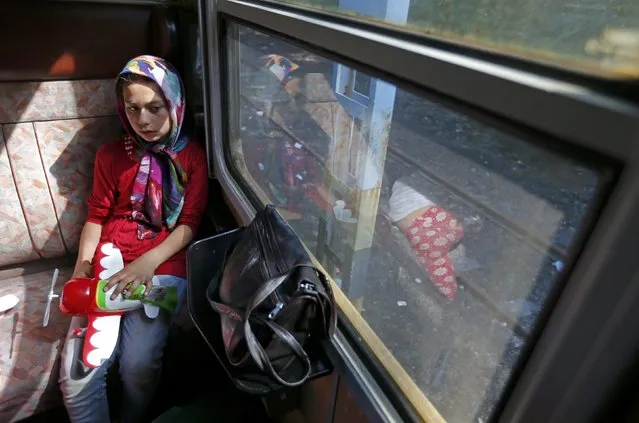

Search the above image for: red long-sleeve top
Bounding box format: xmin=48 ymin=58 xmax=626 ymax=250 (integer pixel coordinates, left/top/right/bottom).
xmin=86 ymin=137 xmax=209 ymax=278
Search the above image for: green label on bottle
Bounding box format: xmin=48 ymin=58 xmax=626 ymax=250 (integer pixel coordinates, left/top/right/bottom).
xmin=95 ymin=280 xmax=179 ymax=314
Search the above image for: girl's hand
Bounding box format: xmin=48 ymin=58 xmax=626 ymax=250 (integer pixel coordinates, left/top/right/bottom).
xmin=103 ymin=255 xmax=158 ymax=300
xmin=72 ymin=260 xmax=93 ymax=279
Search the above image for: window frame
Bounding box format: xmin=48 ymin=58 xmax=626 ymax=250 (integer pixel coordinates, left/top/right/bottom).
xmin=58 ymin=0 xmax=178 ymax=4
xmin=198 ymin=1 xmax=639 ymax=422
xmin=260 ymin=0 xmax=639 ymax=83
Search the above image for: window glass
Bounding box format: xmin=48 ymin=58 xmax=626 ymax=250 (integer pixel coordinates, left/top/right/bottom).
xmin=226 ymin=24 xmax=609 ymax=422
xmin=353 ymin=71 xmax=371 ymax=95
xmin=267 ymin=0 xmax=639 ymax=78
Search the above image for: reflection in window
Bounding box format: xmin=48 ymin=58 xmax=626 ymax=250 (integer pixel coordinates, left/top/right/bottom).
xmin=352 ymin=71 xmax=371 ymax=95
xmin=269 ymin=0 xmax=639 ymax=78
xmin=226 ymin=24 xmax=607 ymax=422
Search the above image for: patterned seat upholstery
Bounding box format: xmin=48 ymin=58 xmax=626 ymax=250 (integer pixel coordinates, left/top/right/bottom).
xmin=0 ymin=79 xmax=121 ymax=422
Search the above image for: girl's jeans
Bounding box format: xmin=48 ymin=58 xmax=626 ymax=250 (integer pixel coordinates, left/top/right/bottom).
xmin=58 ymin=275 xmax=185 ymax=423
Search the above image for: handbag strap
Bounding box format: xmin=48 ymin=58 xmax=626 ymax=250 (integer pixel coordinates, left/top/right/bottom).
xmin=245 ymin=315 xmax=312 ymax=387
xmin=208 ymin=284 xmax=313 ymax=381
xmin=243 ymin=264 xmax=319 ymax=387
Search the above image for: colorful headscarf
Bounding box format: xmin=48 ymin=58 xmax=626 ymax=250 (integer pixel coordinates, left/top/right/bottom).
xmin=116 ymin=55 xmax=189 ymax=240
xmin=261 ymin=54 xmax=299 ymax=83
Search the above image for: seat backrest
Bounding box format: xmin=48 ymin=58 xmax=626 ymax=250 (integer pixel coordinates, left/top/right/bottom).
xmin=0 ymin=80 xmax=122 ymax=267
xmin=0 ymin=80 xmax=119 ymax=266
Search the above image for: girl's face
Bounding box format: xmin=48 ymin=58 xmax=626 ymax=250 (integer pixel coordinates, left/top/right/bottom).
xmin=122 ymin=80 xmax=171 ymax=143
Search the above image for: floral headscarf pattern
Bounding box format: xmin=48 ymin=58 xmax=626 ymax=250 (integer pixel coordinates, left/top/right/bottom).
xmin=116 ymin=55 xmax=189 ymax=239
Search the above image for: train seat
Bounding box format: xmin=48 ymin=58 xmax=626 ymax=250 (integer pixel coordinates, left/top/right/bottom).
xmin=0 ymin=78 xmax=121 ymax=422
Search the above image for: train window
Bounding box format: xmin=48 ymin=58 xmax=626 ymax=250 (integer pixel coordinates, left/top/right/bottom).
xmin=267 ymin=0 xmax=639 ymax=78
xmin=224 ymin=23 xmax=611 ymax=422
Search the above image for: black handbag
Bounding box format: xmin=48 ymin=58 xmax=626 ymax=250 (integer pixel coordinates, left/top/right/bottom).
xmin=206 ymin=204 xmax=336 ymax=387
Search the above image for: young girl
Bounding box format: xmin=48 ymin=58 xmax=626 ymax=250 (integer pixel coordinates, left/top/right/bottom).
xmin=58 ymin=55 xmax=208 ymax=423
